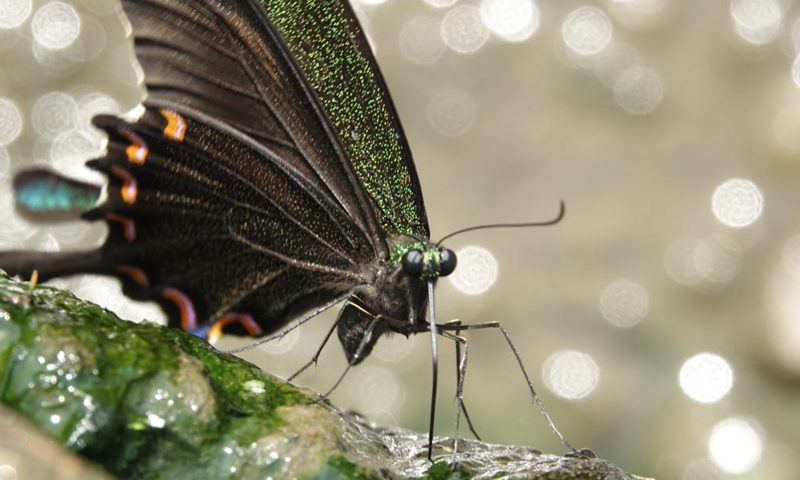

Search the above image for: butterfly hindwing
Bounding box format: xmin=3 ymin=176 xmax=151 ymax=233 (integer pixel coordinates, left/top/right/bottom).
xmin=85 ymin=106 xmax=373 ymax=333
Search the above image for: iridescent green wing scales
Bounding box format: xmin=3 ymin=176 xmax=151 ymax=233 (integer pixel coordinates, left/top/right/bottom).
xmin=264 ymin=0 xmax=430 ymax=240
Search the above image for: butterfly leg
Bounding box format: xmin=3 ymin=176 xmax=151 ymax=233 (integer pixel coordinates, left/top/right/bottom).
xmin=438 ymin=320 xmax=482 ymax=442
xmin=315 ymin=299 xmax=381 ymax=399
xmin=287 ymin=313 xmax=340 ymax=381
xmin=437 ymin=320 xmax=581 ymax=456
xmin=221 ymin=295 xmax=348 ymax=355
xmin=434 ymin=327 xmax=468 ymax=463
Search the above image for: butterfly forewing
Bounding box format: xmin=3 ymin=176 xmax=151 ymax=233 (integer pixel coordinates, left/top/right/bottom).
xmin=264 ymin=0 xmax=430 ymax=239
xmin=1 ymin=0 xmax=429 ymax=337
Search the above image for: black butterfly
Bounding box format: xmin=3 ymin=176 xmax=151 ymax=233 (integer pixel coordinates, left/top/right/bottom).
xmin=1 ymin=0 xmax=573 ymax=460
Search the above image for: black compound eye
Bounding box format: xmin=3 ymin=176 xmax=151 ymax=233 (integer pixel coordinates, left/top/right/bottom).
xmin=439 ymin=248 xmax=457 ymax=277
xmin=402 ymin=249 xmax=424 ymax=277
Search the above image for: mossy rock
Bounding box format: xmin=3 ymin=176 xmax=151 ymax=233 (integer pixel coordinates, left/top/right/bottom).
xmin=0 ymin=272 xmax=654 ymax=480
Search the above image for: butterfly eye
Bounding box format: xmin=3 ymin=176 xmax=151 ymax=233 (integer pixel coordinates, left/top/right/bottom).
xmin=402 ymin=249 xmax=424 ymax=277
xmin=439 ymin=248 xmax=457 ymax=277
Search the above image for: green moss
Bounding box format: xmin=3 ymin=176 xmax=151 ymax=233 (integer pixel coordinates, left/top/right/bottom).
xmin=0 ymin=273 xmax=313 ymax=479
xmin=319 ymin=456 xmax=379 ymax=480
xmin=422 ymin=462 xmax=457 ymax=480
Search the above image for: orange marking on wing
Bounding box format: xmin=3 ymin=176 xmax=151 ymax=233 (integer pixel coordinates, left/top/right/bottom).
xmin=161 ymin=288 xmax=198 ymax=331
xmin=160 ymin=109 xmax=186 ymax=142
xmin=116 ymin=265 xmax=149 ymax=287
xmin=118 ymin=129 xmax=148 ymax=165
xmin=111 ymin=166 xmax=137 ymax=205
xmin=206 ymin=313 xmax=263 ymax=343
xmin=105 ymin=214 xmax=136 ymax=242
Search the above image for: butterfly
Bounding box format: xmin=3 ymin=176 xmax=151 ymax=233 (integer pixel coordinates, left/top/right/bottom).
xmin=1 ymin=0 xmax=574 ymax=460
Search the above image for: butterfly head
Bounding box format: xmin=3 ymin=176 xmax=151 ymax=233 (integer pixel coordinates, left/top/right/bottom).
xmin=400 ymin=245 xmax=457 ymax=281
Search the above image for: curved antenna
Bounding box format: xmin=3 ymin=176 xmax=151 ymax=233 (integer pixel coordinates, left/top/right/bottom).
xmin=435 ymin=200 xmax=566 ymax=247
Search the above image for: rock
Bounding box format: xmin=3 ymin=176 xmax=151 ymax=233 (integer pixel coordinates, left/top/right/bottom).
xmin=0 ymin=272 xmax=654 ymax=480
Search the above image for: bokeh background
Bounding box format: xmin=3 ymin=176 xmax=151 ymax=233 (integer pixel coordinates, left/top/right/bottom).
xmin=1 ymin=0 xmax=800 ymax=478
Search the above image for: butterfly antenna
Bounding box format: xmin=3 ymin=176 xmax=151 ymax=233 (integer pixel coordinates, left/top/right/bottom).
xmin=435 ymin=200 xmax=565 ymax=247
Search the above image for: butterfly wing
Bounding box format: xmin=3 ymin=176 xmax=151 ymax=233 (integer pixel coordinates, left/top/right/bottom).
xmin=0 ymin=0 xmax=427 ymax=335
xmin=263 ymin=0 xmax=430 ymax=239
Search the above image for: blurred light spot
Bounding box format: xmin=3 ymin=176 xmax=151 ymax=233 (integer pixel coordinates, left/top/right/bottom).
xmin=32 ymin=2 xmax=81 ymax=50
xmin=449 ymin=246 xmax=498 ymax=295
xmin=792 ymin=18 xmax=800 ymax=54
xmin=0 ymin=98 xmax=22 ymax=146
xmin=764 ymin=267 xmax=800 ymax=375
xmin=373 ymin=333 xmax=416 ymax=363
xmin=50 ymin=130 xmax=106 ymax=184
xmin=399 ymin=16 xmax=446 ymax=65
xmin=730 ymin=0 xmax=782 ymax=45
xmin=598 ymin=279 xmax=649 ymax=328
xmin=793 ymin=55 xmax=800 ymax=89
xmin=0 ymin=0 xmax=32 ymax=29
xmin=694 ymin=234 xmax=742 ymax=284
xmin=0 ymin=146 xmax=8 ymax=178
xmin=613 ymin=66 xmax=664 ymax=115
xmin=79 ymin=93 xmax=120 ymax=123
xmin=592 ymin=42 xmax=643 ymax=88
xmin=609 ymin=0 xmax=669 ymax=28
xmin=79 ymin=93 xmax=119 ymax=143
xmin=32 ymin=40 xmax=82 ymax=77
xmin=354 ymin=0 xmax=388 ymax=4
xmin=781 ymin=234 xmax=800 ymax=278
xmin=426 ymin=88 xmax=477 ymax=137
xmin=679 ymin=353 xmax=734 ymax=403
xmin=441 ymin=5 xmax=490 ymax=54
xmin=665 ymin=238 xmax=704 ymax=286
xmin=259 ymin=326 xmax=300 ymax=356
xmin=542 ymin=350 xmax=600 ymax=400
xmin=479 ymin=0 xmax=539 ymax=42
xmin=708 ymin=417 xmax=764 ymax=474
xmin=50 ymin=128 xmax=100 ymax=160
xmin=352 ymin=366 xmax=405 ymax=415
xmin=562 ymin=7 xmax=613 ymax=56
xmin=0 ymin=465 xmax=17 ymax=480
xmin=711 ymin=178 xmax=763 ymax=228
xmin=499 ymin=15 xmax=539 ymax=43
xmin=63 ymin=15 xmax=106 ymax=62
xmin=0 ymin=195 xmax=39 ymax=247
xmin=774 ymin=103 xmax=800 ymax=152
xmin=612 ymin=0 xmax=668 ymax=13
xmin=32 ymin=92 xmax=80 ymax=140
xmin=424 ymin=0 xmax=458 ymax=7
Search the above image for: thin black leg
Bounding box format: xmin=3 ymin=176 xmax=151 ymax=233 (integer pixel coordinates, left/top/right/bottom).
xmin=438 ymin=320 xmax=579 ymax=455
